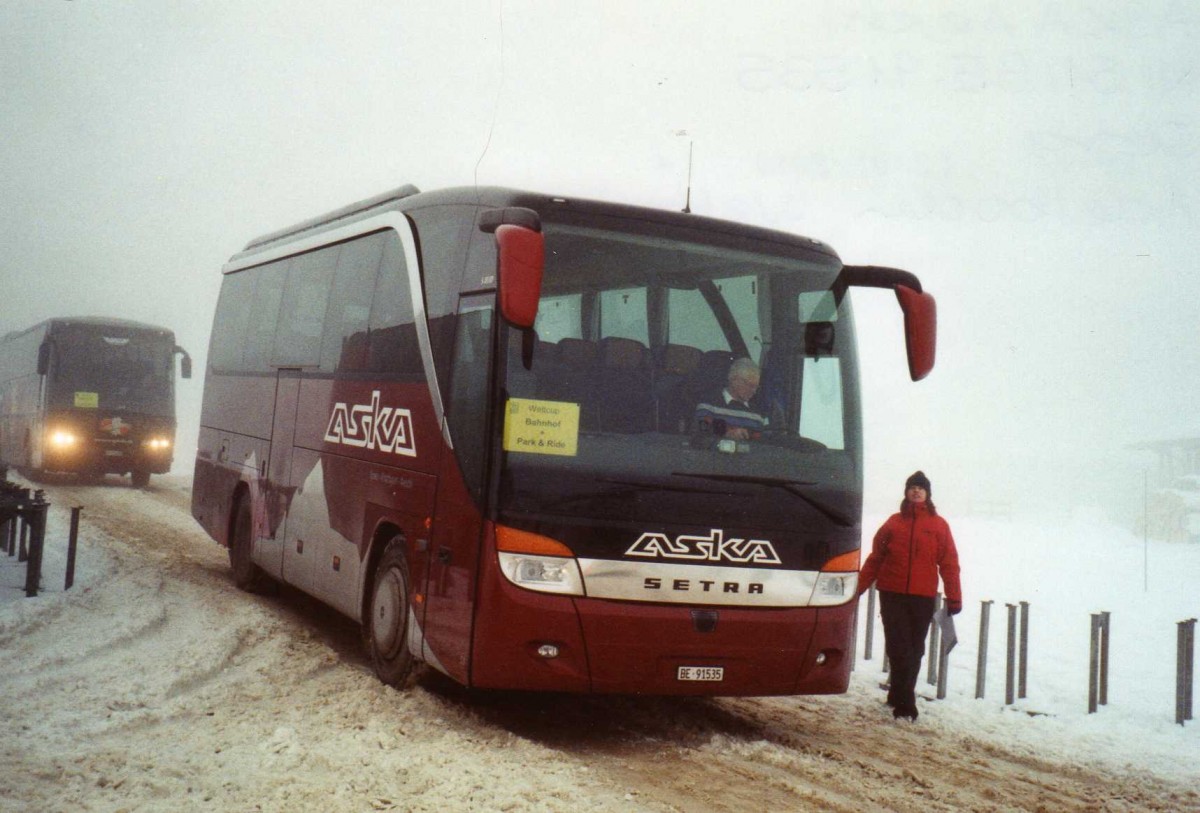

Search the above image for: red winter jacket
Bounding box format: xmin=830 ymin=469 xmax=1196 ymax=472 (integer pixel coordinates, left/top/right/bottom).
xmin=858 ymin=502 xmax=962 ymax=605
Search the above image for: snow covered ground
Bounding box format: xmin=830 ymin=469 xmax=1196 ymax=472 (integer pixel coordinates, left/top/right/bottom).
xmin=1 ymin=474 xmax=1196 ymax=812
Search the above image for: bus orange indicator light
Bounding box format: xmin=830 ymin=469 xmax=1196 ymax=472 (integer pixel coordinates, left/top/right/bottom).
xmin=494 ymin=525 xmax=574 ymax=558
xmin=821 ymin=549 xmax=861 ymax=572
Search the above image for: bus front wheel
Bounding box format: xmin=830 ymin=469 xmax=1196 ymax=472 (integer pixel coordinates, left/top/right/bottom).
xmin=131 ymin=470 xmax=150 ymax=488
xmin=366 ymin=537 xmax=416 ymax=687
xmin=229 ymin=497 xmax=268 ymax=593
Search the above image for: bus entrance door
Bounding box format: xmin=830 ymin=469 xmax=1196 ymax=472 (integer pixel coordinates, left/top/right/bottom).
xmin=268 ymin=370 xmax=314 ymax=593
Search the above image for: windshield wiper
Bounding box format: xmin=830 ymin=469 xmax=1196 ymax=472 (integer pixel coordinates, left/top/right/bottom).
xmin=670 ymin=472 xmax=854 ymax=527
xmin=539 ymin=478 xmax=725 ymax=512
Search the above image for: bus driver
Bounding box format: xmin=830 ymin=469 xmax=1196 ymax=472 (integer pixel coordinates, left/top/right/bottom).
xmin=693 ymin=358 xmax=769 ymax=441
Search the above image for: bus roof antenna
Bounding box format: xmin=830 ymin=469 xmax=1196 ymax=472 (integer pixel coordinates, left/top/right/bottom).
xmin=682 ymin=140 xmax=693 ymax=214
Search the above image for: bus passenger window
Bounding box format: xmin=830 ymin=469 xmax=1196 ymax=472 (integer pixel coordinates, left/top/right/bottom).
xmin=368 ymin=233 xmax=422 ymax=376
xmin=320 ymin=233 xmax=385 ymax=372
xmin=209 ymin=270 xmax=257 ymax=371
xmin=273 ymin=246 xmax=339 ymax=367
xmin=244 ymin=260 xmax=288 ymax=372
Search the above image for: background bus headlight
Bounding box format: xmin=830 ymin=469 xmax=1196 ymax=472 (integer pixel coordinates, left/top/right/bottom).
xmin=144 ymin=437 xmax=172 ymax=451
xmin=498 ymin=552 xmax=584 ymax=596
xmin=48 ymin=429 xmax=78 ymax=449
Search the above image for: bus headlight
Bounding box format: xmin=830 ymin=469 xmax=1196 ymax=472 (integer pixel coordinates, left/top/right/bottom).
xmin=498 ymin=552 xmax=585 ymax=595
xmin=494 ymin=524 xmax=584 ymax=596
xmin=48 ymin=429 xmax=79 ymax=449
xmin=810 ymin=572 xmax=858 ymax=605
xmin=144 ymin=437 xmax=172 ymax=452
xmin=809 ymin=549 xmax=860 ymax=606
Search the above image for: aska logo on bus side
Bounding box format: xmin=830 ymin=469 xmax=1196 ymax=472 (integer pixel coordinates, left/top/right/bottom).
xmin=324 ymin=390 xmax=416 ymax=457
xmin=625 ymin=529 xmax=782 ymax=565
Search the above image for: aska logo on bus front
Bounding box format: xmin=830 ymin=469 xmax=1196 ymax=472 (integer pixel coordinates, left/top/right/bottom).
xmin=324 ymin=390 xmax=417 ymax=457
xmin=625 ymin=529 xmax=782 ymax=565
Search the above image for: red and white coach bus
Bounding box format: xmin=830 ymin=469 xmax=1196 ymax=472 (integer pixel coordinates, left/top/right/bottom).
xmin=192 ymin=184 xmax=935 ymax=695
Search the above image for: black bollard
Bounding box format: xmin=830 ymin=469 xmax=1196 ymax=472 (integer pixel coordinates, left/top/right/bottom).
xmin=65 ymin=506 xmax=83 ymax=590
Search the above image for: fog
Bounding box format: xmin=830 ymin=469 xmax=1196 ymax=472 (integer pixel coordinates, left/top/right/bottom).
xmin=3 ymin=1 xmax=1197 ymax=525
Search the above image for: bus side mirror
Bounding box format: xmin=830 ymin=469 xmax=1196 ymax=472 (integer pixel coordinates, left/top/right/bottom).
xmin=837 ymin=265 xmax=937 ymax=382
xmin=37 ymin=341 xmax=50 ymax=376
xmin=895 ymin=285 xmax=936 ymax=381
xmin=495 ymin=224 xmax=544 ymax=329
xmin=175 ymin=345 xmax=193 ymax=379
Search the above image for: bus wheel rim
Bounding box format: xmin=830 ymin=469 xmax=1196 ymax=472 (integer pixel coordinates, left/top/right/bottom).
xmin=372 ymin=570 xmax=405 ymax=657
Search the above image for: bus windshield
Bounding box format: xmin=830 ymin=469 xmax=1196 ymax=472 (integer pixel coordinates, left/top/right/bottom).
xmin=47 ymin=327 xmax=175 ymax=415
xmin=497 ymin=221 xmax=862 ymax=534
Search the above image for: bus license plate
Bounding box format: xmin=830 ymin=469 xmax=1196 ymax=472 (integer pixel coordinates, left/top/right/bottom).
xmin=677 ymin=666 xmax=724 ymax=682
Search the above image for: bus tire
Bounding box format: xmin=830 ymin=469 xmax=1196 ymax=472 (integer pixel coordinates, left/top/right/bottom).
xmin=131 ymin=470 xmax=151 ymax=488
xmin=365 ymin=537 xmax=416 ymax=688
xmin=229 ymin=496 xmax=268 ymax=593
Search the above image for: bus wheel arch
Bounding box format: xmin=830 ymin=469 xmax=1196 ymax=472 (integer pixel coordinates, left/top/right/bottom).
xmin=228 ymin=486 xmax=268 ymax=593
xmin=364 ymin=531 xmax=417 ymax=688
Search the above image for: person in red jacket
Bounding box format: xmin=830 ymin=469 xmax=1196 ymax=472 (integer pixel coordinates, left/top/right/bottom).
xmin=857 ymin=470 xmax=962 ymax=721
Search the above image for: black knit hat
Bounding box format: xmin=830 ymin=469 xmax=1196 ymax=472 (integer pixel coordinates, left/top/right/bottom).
xmin=905 ymin=470 xmax=931 ymax=496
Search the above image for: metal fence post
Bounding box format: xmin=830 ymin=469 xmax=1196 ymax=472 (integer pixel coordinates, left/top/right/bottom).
xmin=1089 ymin=613 xmax=1101 ymax=714
xmin=976 ymin=600 xmax=992 ymax=699
xmin=1178 ymin=618 xmax=1196 ymax=726
xmin=1188 ymin=619 xmax=1196 ymax=723
xmin=18 ymin=509 xmax=30 ymax=562
xmin=864 ymin=586 xmax=876 ymax=660
xmin=65 ymin=505 xmax=83 ymax=591
xmin=936 ymin=625 xmax=951 ymax=700
xmin=1005 ymin=603 xmax=1017 ymax=705
xmin=1100 ymin=611 xmax=1111 ymax=706
xmin=927 ymin=593 xmax=942 ymax=686
xmin=1018 ymin=601 xmax=1030 ymax=700
xmin=23 ymin=494 xmax=48 ymax=598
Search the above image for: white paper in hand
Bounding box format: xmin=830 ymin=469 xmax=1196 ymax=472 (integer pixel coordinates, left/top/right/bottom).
xmin=933 ymin=607 xmax=958 ymax=654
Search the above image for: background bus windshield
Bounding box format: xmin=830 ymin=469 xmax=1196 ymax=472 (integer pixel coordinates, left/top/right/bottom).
xmin=498 ymin=222 xmax=862 ymax=533
xmin=48 ymin=328 xmax=174 ymax=415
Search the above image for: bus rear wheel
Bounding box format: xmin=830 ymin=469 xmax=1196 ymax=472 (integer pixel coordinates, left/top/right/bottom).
xmin=365 ymin=538 xmax=416 ymax=687
xmin=229 ymin=496 xmax=268 ymax=592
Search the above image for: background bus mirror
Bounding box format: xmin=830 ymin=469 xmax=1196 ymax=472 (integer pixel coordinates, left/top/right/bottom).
xmin=175 ymin=345 xmax=192 ymax=379
xmin=36 ymin=341 xmax=50 ymax=375
xmin=895 ymin=284 xmax=936 ymax=381
xmin=496 ymin=224 xmax=545 ymax=329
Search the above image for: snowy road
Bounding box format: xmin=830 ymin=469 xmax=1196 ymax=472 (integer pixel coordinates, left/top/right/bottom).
xmin=1 ymin=476 xmax=1195 ymax=812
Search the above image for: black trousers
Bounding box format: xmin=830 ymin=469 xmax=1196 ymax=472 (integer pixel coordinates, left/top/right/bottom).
xmin=879 ymin=591 xmax=937 ymax=710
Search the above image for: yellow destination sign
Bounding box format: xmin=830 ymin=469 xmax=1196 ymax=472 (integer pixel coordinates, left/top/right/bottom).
xmin=74 ymin=391 xmax=99 ymax=408
xmin=503 ymin=398 xmax=580 ymax=457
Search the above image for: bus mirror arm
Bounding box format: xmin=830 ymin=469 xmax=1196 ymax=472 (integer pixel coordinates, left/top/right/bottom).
xmin=495 ymin=224 xmax=545 ymax=330
xmin=175 ymin=345 xmax=193 ymax=379
xmin=37 ymin=341 xmax=51 ymax=376
xmin=838 ymin=265 xmax=937 ymax=382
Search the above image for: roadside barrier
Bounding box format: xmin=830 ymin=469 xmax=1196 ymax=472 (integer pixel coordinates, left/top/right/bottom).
xmin=1005 ymin=602 xmax=1031 ymax=705
xmin=1 ymin=477 xmax=50 ymax=597
xmin=1177 ymin=618 xmax=1195 ymax=726
xmin=858 ymin=593 xmax=1197 ymax=722
xmin=1088 ymin=611 xmax=1111 ymax=713
xmin=1 ymin=474 xmax=81 ymax=598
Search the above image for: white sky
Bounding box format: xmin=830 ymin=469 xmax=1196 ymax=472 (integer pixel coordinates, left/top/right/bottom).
xmin=3 ymin=1 xmax=1198 ymax=517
